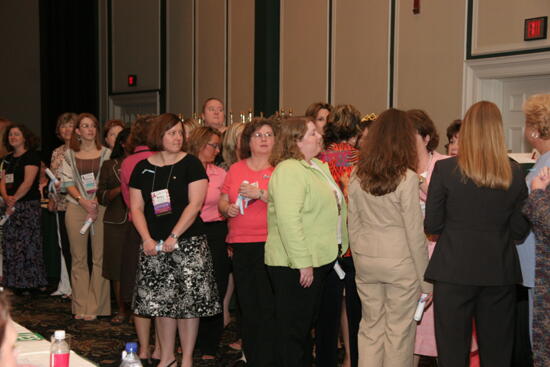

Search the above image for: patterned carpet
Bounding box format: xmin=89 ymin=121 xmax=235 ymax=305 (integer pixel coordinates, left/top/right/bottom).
xmin=9 ymin=284 xmax=437 ymax=366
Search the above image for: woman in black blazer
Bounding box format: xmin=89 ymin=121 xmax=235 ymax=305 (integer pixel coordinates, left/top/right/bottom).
xmin=424 ymin=101 xmax=530 ymax=367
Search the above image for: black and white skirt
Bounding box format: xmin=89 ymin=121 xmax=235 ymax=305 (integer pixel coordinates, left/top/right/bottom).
xmin=133 ymin=234 xmax=221 ymax=319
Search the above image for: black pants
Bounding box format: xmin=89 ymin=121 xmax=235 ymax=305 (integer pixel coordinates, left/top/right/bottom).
xmin=232 ymin=243 xmax=276 ymax=367
xmin=57 ymin=211 xmax=72 ymax=277
xmin=268 ymin=262 xmax=333 ymax=367
xmin=434 ymin=281 xmax=516 ymax=367
xmin=315 ymin=257 xmax=361 ymax=367
xmin=513 ymin=285 xmax=533 ymax=367
xmin=196 ymin=221 xmax=231 ymax=355
xmin=120 ymin=225 xmax=141 ymax=304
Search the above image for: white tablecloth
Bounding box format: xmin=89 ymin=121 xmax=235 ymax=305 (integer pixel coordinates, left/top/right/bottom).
xmin=15 ymin=322 xmax=97 ymax=367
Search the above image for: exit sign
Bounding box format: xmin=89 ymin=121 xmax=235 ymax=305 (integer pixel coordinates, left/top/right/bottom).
xmin=524 ymin=16 xmax=547 ymax=41
xmin=128 ymin=74 xmax=137 ymax=87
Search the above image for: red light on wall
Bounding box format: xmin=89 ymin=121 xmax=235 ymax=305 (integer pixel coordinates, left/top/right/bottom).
xmin=524 ymin=17 xmax=547 ymax=41
xmin=128 ymin=74 xmax=137 ymax=87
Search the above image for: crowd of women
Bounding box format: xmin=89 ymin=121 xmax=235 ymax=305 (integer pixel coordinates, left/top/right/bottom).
xmin=0 ymin=93 xmax=549 ymax=367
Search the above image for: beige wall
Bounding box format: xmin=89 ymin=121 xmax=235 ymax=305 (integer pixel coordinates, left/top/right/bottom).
xmin=195 ymin=0 xmax=226 ymax=113
xmin=111 ymin=0 xmax=161 ymax=93
xmin=332 ymin=1 xmax=389 ymax=115
xmin=395 ymin=0 xmax=466 ymax=151
xmin=473 ymin=0 xmax=550 ymax=56
xmin=228 ymin=0 xmax=255 ymax=117
xmin=280 ymin=0 xmax=329 ymax=115
xmin=167 ymin=0 xmax=194 ymax=116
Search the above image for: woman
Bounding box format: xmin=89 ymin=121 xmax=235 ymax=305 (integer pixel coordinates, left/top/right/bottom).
xmin=221 ymin=121 xmax=245 ymax=170
xmin=218 ymin=118 xmax=277 ymax=367
xmin=202 ymin=98 xmax=226 ymax=133
xmin=49 ymin=112 xmax=77 ymax=297
xmin=187 ymin=126 xmax=230 ymax=360
xmin=407 ymin=110 xmax=453 ymax=364
xmin=265 ymin=116 xmax=348 ymax=367
xmin=424 ymin=101 xmax=530 ymax=367
xmin=97 ymin=128 xmax=131 ymax=324
xmin=445 ymin=119 xmax=461 ymax=156
xmin=305 ymin=102 xmax=332 ymax=135
xmin=316 ymin=104 xmax=362 ymax=367
xmin=182 ymin=118 xmax=200 ymax=139
xmin=61 ymin=113 xmax=111 ymax=321
xmin=347 ymin=109 xmax=430 ymax=367
xmin=129 ymin=113 xmax=220 ymax=367
xmin=356 ymin=114 xmax=376 ymax=149
xmin=0 ymin=292 xmax=17 ymax=367
xmin=518 ymin=93 xmax=550 ymax=365
xmin=523 ymin=166 xmax=550 ymax=367
xmin=120 ymin=114 xmax=161 ymax=365
xmin=0 ymin=124 xmax=47 ymax=293
xmin=103 ymin=119 xmax=125 ymax=150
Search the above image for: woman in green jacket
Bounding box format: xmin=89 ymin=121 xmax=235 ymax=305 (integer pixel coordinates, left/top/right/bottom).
xmin=265 ymin=116 xmax=349 ymax=367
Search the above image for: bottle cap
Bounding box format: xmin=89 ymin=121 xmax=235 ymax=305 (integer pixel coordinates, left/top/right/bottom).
xmin=54 ymin=330 xmax=65 ymax=339
xmin=125 ymin=342 xmax=138 ymax=353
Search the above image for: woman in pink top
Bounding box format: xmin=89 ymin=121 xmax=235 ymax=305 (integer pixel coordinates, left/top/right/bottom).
xmin=218 ymin=118 xmax=278 ymax=367
xmin=408 ymin=110 xmax=479 ymax=367
xmin=187 ymin=127 xmax=230 ymax=360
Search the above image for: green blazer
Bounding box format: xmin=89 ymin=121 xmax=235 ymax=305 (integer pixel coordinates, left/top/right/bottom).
xmin=265 ymin=158 xmax=349 ymax=268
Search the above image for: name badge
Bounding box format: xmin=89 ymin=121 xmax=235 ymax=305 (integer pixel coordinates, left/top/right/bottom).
xmin=5 ymin=173 xmax=14 ymax=184
xmin=81 ymin=173 xmax=97 ymax=195
xmin=151 ymin=188 xmax=172 ymax=216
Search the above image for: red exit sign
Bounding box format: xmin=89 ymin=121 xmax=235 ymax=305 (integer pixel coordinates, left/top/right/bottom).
xmin=128 ymin=74 xmax=137 ymax=87
xmin=524 ymin=17 xmax=547 ymax=41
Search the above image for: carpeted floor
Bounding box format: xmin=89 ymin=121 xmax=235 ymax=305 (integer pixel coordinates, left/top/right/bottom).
xmin=9 ymin=285 xmax=437 ymax=366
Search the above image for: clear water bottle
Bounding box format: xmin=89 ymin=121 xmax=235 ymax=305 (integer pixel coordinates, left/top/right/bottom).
xmin=120 ymin=342 xmax=143 ymax=367
xmin=50 ymin=330 xmax=70 ymax=367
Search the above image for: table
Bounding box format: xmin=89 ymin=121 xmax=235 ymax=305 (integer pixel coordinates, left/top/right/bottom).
xmin=14 ymin=322 xmax=97 ymax=367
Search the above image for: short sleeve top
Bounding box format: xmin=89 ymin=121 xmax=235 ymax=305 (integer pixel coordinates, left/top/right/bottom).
xmin=129 ymin=153 xmax=208 ymax=240
xmin=2 ymin=150 xmax=41 ymax=201
xmin=221 ymin=159 xmax=274 ymax=243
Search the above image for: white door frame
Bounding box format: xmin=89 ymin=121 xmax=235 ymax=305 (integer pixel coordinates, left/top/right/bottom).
xmin=462 ymin=51 xmax=550 ymax=115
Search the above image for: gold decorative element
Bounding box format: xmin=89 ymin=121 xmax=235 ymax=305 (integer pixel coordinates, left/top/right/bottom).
xmin=361 ymin=113 xmax=377 ymax=122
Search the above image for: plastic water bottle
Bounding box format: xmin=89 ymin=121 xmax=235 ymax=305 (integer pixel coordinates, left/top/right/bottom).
xmin=50 ymin=330 xmax=70 ymax=367
xmin=120 ymin=342 xmax=143 ymax=367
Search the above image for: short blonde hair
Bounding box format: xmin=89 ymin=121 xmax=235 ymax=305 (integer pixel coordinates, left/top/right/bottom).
xmin=187 ymin=127 xmax=221 ymax=157
xmin=222 ymin=122 xmax=245 ymax=166
xmin=523 ymin=94 xmax=550 ymax=140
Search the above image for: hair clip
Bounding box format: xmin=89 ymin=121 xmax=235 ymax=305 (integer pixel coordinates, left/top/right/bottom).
xmin=361 ymin=113 xmax=377 ymax=122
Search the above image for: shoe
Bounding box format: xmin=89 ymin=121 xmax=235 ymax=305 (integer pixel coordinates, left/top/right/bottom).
xmin=74 ymin=314 xmax=84 ymax=320
xmin=110 ymin=313 xmax=128 ymax=325
xmin=231 ymin=360 xmax=247 ymax=366
xmin=83 ymin=315 xmax=96 ymax=321
xmin=140 ymin=358 xmax=151 ymax=367
xmin=166 ymin=361 xmax=177 ymax=367
xmin=151 ymin=358 xmax=160 ymax=367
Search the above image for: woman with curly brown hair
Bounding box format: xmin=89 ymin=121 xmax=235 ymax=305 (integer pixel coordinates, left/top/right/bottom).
xmin=0 ymin=123 xmax=47 ymax=294
xmin=348 ymin=109 xmax=431 ymax=367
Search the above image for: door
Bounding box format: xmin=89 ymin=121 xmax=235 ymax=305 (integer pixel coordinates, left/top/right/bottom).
xmin=501 ymin=75 xmax=550 ymax=153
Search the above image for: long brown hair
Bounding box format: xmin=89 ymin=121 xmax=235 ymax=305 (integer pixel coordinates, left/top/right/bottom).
xmin=70 ymin=113 xmax=102 ymax=151
xmin=270 ymin=116 xmax=311 ymax=166
xmin=458 ymin=101 xmax=512 ymax=189
xmin=355 ymin=108 xmax=417 ymax=196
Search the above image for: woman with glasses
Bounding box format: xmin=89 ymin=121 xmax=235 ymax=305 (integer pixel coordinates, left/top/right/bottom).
xmin=187 ymin=126 xmax=231 ymax=360
xmin=218 ymin=118 xmax=278 ymax=367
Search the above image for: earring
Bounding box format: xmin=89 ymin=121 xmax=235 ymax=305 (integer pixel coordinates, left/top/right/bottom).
xmin=531 ymin=132 xmax=539 ymax=139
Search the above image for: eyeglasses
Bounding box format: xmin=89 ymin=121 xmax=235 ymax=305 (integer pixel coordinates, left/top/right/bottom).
xmin=252 ymin=132 xmax=274 ymax=139
xmin=207 ymin=143 xmax=220 ymax=149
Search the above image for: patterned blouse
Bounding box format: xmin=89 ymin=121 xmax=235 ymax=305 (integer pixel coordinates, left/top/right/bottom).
xmin=50 ymin=145 xmax=69 ymax=211
xmin=522 ymin=188 xmax=550 ymax=367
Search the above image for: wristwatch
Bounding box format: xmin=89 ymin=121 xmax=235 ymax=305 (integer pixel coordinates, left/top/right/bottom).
xmin=169 ymin=233 xmax=179 ymax=240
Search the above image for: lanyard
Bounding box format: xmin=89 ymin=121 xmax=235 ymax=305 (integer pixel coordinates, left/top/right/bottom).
xmin=151 ymin=164 xmax=174 ymax=193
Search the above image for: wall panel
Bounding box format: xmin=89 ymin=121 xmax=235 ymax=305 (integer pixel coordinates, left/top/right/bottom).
xmin=167 ymin=0 xmax=194 ymax=115
xmin=472 ymin=0 xmax=550 ymax=56
xmin=228 ymin=0 xmax=255 ymax=118
xmin=280 ymin=0 xmax=329 ymax=114
xmin=195 ymin=0 xmax=226 ymax=113
xmin=111 ymin=0 xmax=161 ymax=93
xmin=395 ymin=0 xmax=466 ymax=150
xmin=332 ymin=0 xmax=389 ymax=115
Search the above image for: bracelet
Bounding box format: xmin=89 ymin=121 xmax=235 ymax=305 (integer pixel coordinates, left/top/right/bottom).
xmin=75 ymin=195 xmax=82 ymax=203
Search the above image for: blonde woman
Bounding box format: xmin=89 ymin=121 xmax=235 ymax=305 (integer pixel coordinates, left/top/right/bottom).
xmin=425 ymin=101 xmax=530 ymax=367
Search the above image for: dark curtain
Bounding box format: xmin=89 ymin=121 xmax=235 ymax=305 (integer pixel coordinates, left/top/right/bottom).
xmin=254 ymin=0 xmax=279 ymax=117
xmin=39 ymin=0 xmax=98 ymax=164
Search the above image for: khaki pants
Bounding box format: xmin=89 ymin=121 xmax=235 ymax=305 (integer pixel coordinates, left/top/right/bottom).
xmin=65 ymin=202 xmax=110 ymax=316
xmin=354 ymin=254 xmax=420 ymax=367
